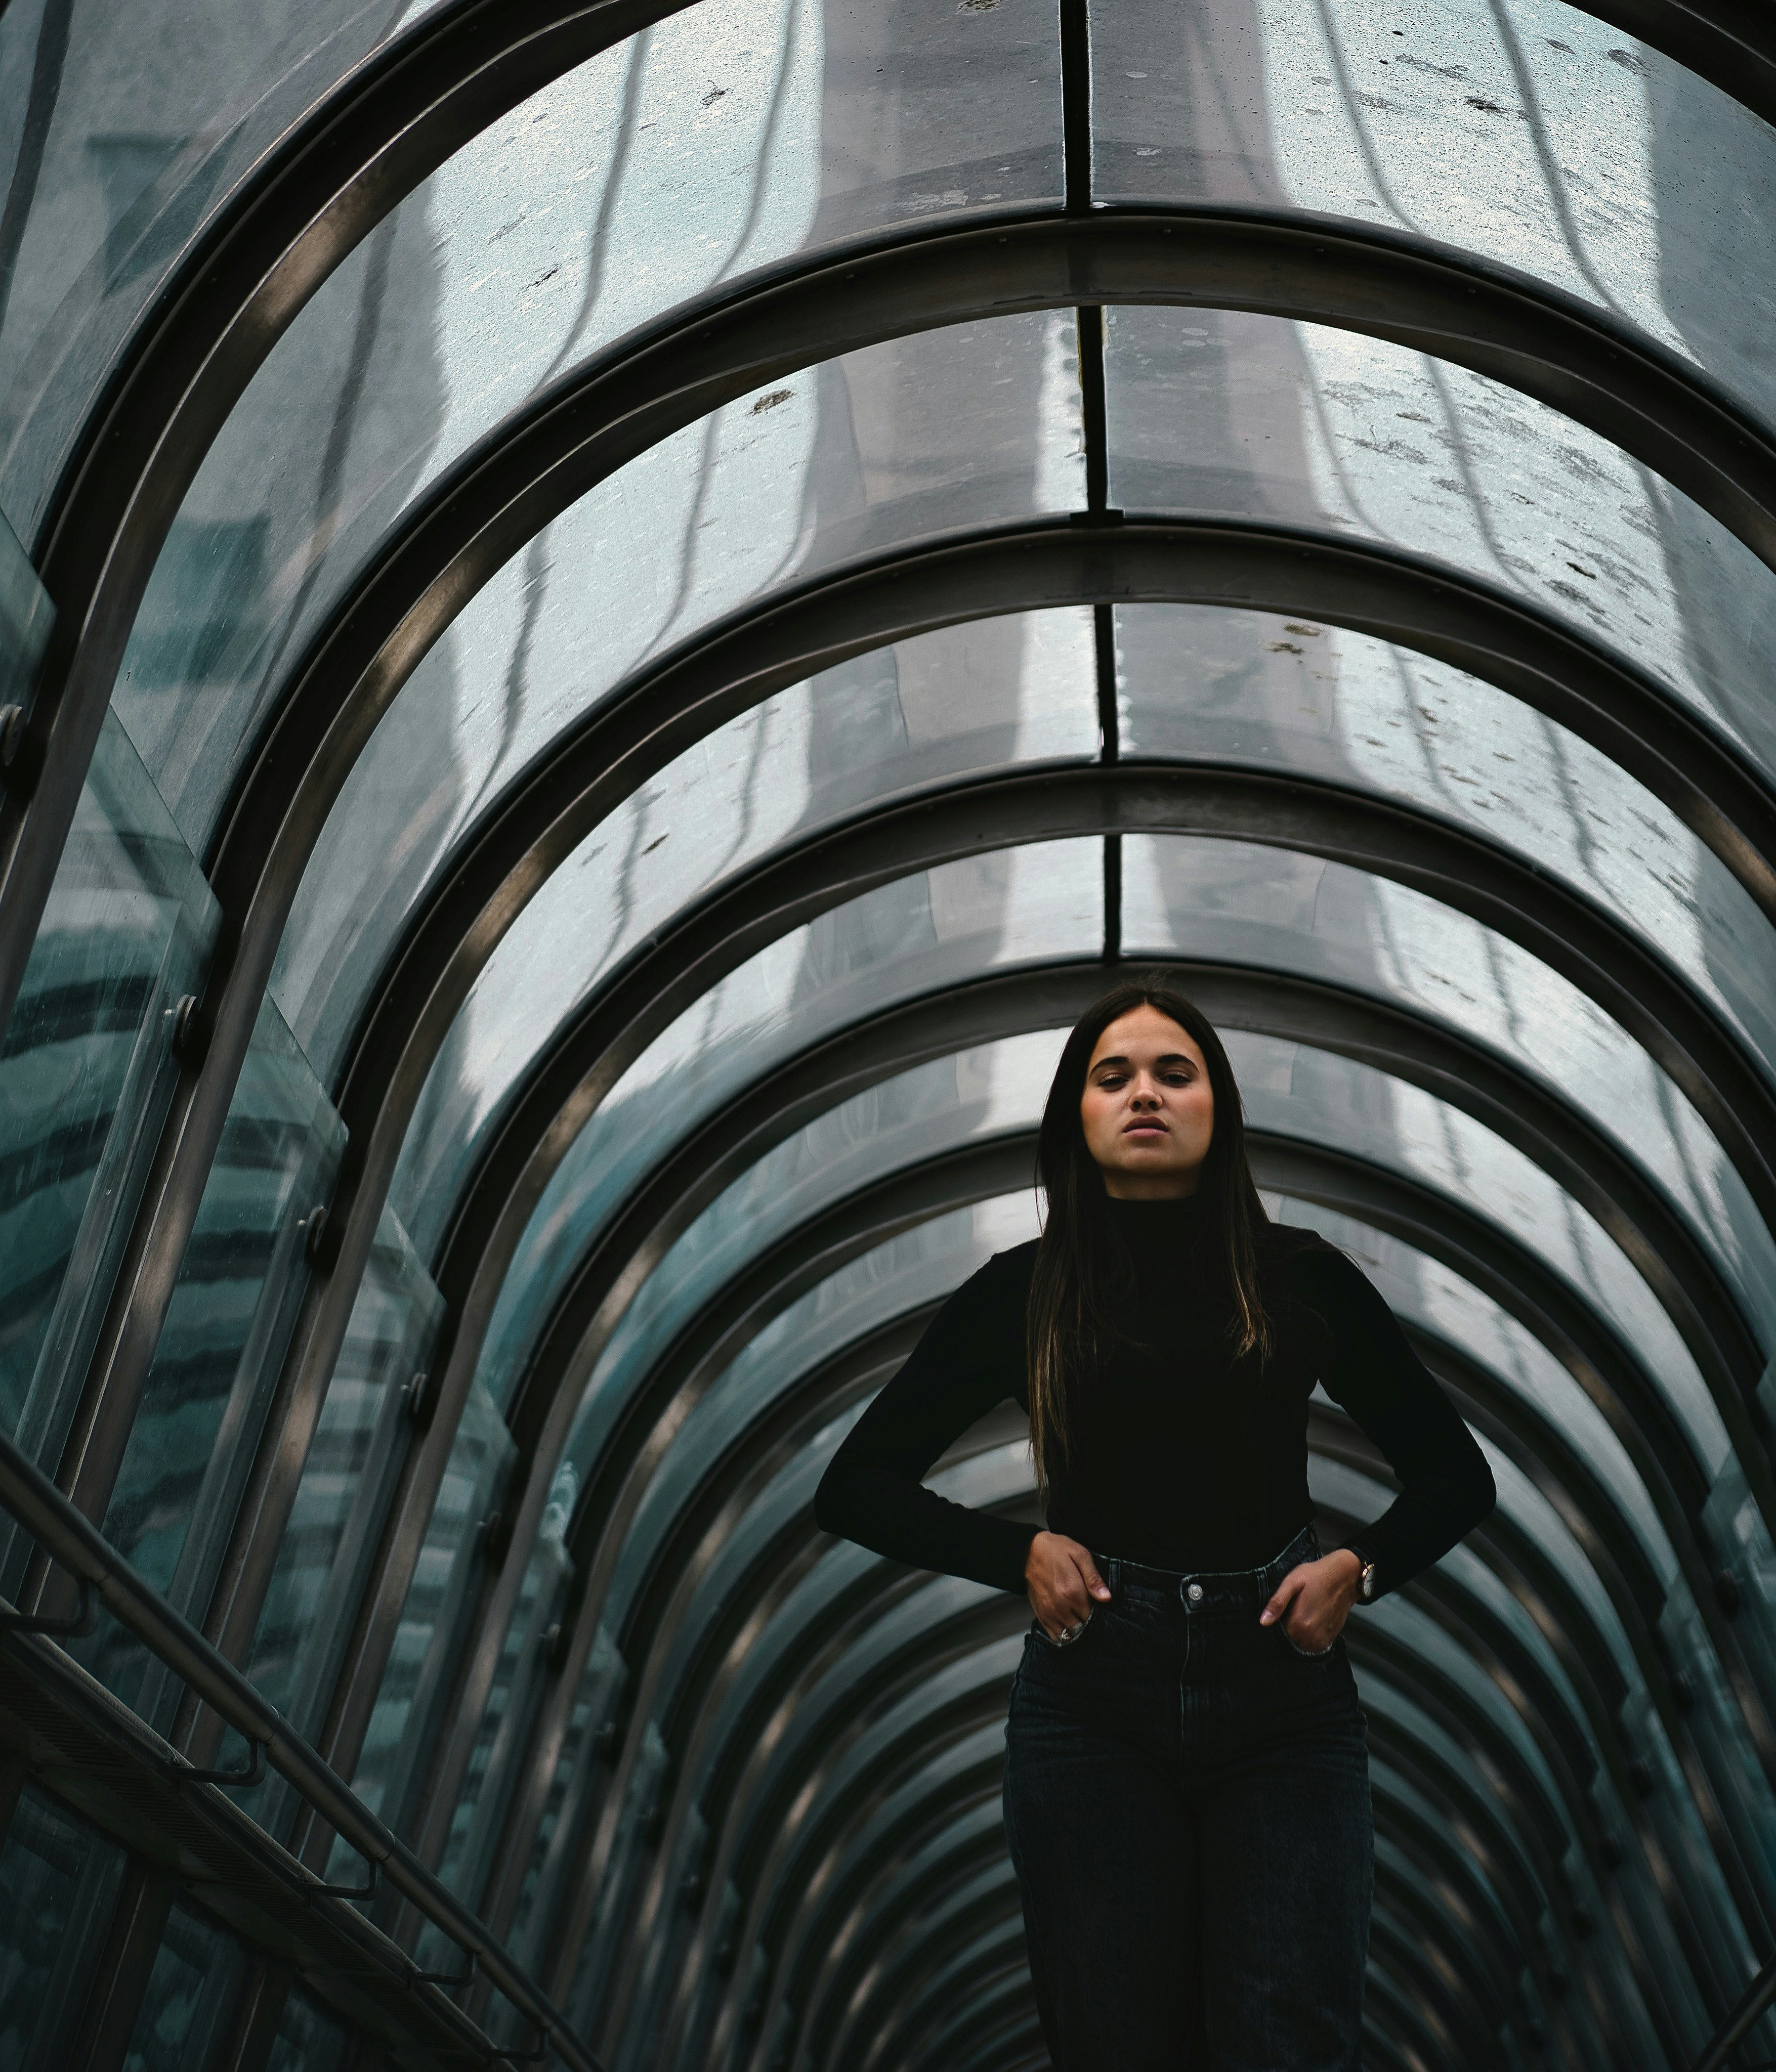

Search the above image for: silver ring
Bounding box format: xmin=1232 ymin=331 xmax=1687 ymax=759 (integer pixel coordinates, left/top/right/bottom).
xmin=1052 ymin=1616 xmax=1090 ymax=1646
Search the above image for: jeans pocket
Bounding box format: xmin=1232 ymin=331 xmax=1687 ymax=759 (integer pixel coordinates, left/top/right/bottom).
xmin=1031 ymin=1608 xmax=1094 ymax=1649
xmin=1284 ymin=1629 xmax=1335 ymax=1659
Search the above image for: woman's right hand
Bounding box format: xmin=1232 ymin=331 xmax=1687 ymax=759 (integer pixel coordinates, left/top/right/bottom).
xmin=1025 ymin=1531 xmax=1112 ymax=1638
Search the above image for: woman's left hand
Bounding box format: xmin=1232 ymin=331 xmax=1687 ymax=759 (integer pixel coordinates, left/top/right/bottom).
xmin=1260 ymin=1549 xmax=1363 ymax=1652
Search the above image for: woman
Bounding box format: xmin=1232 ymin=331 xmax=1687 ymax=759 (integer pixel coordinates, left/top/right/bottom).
xmin=814 ymin=980 xmax=1495 ymax=2070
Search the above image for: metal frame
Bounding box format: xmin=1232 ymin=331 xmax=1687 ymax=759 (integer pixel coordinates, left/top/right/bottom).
xmin=0 ymin=1426 xmax=601 ymax=2072
xmin=46 ymin=229 xmax=1776 ymax=1774
xmin=50 ymin=220 xmax=1776 ymax=1562
xmin=306 ymin=927 xmax=1709 ymax=1847
xmin=437 ymin=1135 xmax=1707 ymax=2055
xmin=6 ymin=0 xmax=1776 ymax=2051
xmin=314 ymin=954 xmax=1773 ymax=1956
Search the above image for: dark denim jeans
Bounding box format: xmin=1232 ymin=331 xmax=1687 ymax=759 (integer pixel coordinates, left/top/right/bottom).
xmin=1003 ymin=1527 xmax=1372 ymax=2070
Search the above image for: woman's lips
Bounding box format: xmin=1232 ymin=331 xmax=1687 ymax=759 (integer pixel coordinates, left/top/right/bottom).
xmin=1123 ymin=1120 xmax=1166 ymax=1135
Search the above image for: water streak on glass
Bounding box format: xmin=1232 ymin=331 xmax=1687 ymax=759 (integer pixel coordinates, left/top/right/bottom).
xmin=1089 ymin=0 xmax=1776 ymax=435
xmin=0 ymin=0 xmax=432 ymax=542
xmin=1122 ymin=831 xmax=1776 ymax=1357
xmin=0 ymin=708 xmax=218 ymax=1600
xmin=113 ymin=0 xmax=1067 ymax=855
xmin=1104 ymin=307 xmax=1776 ymax=785
xmin=419 ymin=837 xmax=1101 ymax=1374
xmin=75 ymin=990 xmax=344 ymax=1727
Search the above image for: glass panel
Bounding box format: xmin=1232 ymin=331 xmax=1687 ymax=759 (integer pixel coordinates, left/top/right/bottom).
xmin=77 ymin=990 xmax=344 ymax=1727
xmin=591 ymin=1038 xmax=1055 ymax=1582
xmin=516 ymin=1195 xmax=1036 ymax=1963
xmin=426 ymin=1459 xmax=574 ymax=1928
xmin=121 ymin=1899 xmax=244 ymax=2072
xmin=1120 ymin=832 xmax=1776 ymax=1358
xmin=280 ymin=605 xmax=1097 ymax=1091
xmin=444 ymin=837 xmax=1100 ymax=1377
xmin=1089 ymin=0 xmax=1776 ymax=436
xmin=1104 ymin=307 xmax=1776 ymax=784
xmin=263 ymin=1983 xmax=350 ymax=2072
xmin=0 ymin=0 xmax=443 ymax=543
xmin=1278 ymin=1199 xmax=1675 ymax=1592
xmin=1114 ymin=601 xmax=1776 ymax=1085
xmin=1221 ymin=1024 xmax=1726 ymax=1469
xmin=342 ymin=1373 xmax=515 ymax=1846
xmin=0 ymin=502 xmax=52 ymax=713
xmin=0 ymin=1784 xmax=125 ymax=2072
xmin=240 ymin=1201 xmax=441 ymax=1837
xmin=0 ymin=708 xmax=217 ymax=1594
xmin=121 ymin=0 xmax=1067 ymax=852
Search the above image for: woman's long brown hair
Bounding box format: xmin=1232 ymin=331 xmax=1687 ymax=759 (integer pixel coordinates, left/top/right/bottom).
xmin=1026 ymin=978 xmax=1274 ymax=1498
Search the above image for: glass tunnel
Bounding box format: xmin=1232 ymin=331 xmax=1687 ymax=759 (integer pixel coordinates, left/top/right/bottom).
xmin=0 ymin=0 xmax=1772 ymax=2065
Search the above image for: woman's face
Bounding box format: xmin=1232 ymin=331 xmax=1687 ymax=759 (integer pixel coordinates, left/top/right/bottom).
xmin=1079 ymin=1006 xmax=1216 ymax=1199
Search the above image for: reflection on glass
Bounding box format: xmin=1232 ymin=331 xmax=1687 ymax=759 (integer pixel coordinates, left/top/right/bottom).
xmin=0 ymin=503 xmax=52 ymax=713
xmin=440 ymin=837 xmax=1099 ymax=1385
xmin=1115 ymin=600 xmax=1776 ymax=1084
xmin=0 ymin=1785 xmax=124 ymax=2071
xmin=1121 ymin=831 xmax=1776 ymax=1356
xmin=1224 ymin=1024 xmax=1726 ymax=1469
xmin=0 ymin=708 xmax=217 ymax=1564
xmin=263 ymin=1984 xmax=350 ymax=2072
xmin=342 ymin=1374 xmax=515 ymax=1850
xmin=1090 ymin=0 xmax=1776 ymax=434
xmin=426 ymin=1458 xmax=575 ymax=1933
xmin=279 ymin=603 xmax=1096 ymax=1091
xmin=524 ymin=1195 xmax=1036 ymax=2009
xmin=121 ymin=1900 xmax=244 ymax=2072
xmin=0 ymin=0 xmax=415 ymax=542
xmin=1104 ymin=307 xmax=1776 ymax=782
xmin=592 ymin=1034 xmax=1056 ymax=1593
xmin=120 ymin=0 xmax=1066 ymax=852
xmin=1284 ymin=1199 xmax=1675 ymax=1591
xmin=241 ymin=1201 xmax=441 ymax=1837
xmin=80 ymin=990 xmax=344 ymax=1726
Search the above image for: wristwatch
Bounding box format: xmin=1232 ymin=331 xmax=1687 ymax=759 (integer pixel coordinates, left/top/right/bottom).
xmin=1347 ymin=1546 xmax=1378 ymax=1603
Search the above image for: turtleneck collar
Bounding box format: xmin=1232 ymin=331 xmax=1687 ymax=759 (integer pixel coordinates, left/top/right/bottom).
xmin=1105 ymin=1190 xmax=1209 ymax=1256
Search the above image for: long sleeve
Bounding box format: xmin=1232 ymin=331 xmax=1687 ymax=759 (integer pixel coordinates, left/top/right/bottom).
xmin=1290 ymin=1246 xmax=1495 ymax=1592
xmin=814 ymin=1247 xmax=1039 ymax=1594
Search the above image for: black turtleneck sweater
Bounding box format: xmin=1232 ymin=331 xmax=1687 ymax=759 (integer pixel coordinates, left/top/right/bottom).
xmin=814 ymin=1196 xmax=1494 ymax=1596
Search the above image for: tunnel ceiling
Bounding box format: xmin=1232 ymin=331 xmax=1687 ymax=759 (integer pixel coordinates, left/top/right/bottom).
xmin=1 ymin=2 xmax=1775 ymax=2068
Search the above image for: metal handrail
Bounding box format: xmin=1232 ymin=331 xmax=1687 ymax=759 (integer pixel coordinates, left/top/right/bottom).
xmin=1692 ymin=1956 xmax=1776 ymax=2072
xmin=0 ymin=1427 xmax=601 ymax=2072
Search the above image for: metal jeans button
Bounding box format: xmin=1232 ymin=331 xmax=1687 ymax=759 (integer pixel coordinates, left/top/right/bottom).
xmin=1186 ymin=1583 xmax=1204 ymax=1604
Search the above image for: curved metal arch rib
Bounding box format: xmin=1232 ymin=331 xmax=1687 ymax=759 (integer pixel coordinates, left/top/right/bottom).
xmin=344 ymin=779 xmax=1773 ymax=1881
xmin=124 ymin=227 xmax=1776 ymax=1529
xmin=59 ymin=218 xmax=1776 ymax=1654
xmin=66 ymin=508 xmax=1776 ymax=1696
xmin=469 ymin=759 xmax=1776 ymax=1436
xmin=307 ymin=918 xmax=1776 ymax=1886
xmin=460 ymin=1118 xmax=1749 ymax=2039
xmin=0 ymin=0 xmax=696 ymax=1028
